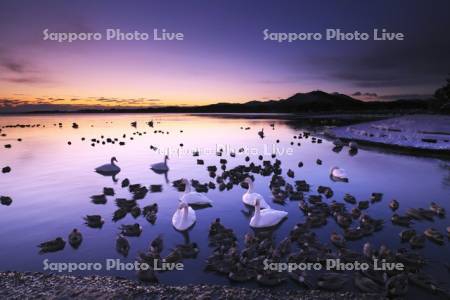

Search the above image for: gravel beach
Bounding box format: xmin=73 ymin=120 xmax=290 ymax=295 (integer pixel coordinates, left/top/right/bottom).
xmin=0 ymin=272 xmax=384 ymax=299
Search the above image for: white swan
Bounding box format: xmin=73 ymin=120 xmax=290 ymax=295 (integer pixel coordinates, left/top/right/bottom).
xmin=242 ymin=178 xmax=270 ymax=208
xmin=250 ymin=196 xmax=288 ymax=228
xmin=330 ymin=166 xmax=349 ymax=182
xmin=151 ymin=155 xmax=169 ymax=172
xmin=180 ymin=179 xmax=213 ymax=206
xmin=95 ymin=157 xmax=121 ymax=174
xmin=172 ymin=201 xmax=196 ymax=231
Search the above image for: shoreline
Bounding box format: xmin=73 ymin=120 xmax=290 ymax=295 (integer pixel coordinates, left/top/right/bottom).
xmin=0 ymin=271 xmax=383 ymax=299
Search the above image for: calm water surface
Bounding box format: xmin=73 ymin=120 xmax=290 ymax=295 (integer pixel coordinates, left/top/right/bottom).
xmin=0 ymin=113 xmax=449 ymax=292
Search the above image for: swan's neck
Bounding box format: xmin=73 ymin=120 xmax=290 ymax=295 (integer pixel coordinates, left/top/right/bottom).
xmin=247 ymin=181 xmax=254 ymax=193
xmin=110 ymin=158 xmax=116 ymax=165
xmin=164 ymin=156 xmax=168 ymax=165
xmin=182 ymin=206 xmax=189 ymax=219
xmin=254 ymin=204 xmax=261 ymax=217
xmin=184 ymin=181 xmax=191 ymax=193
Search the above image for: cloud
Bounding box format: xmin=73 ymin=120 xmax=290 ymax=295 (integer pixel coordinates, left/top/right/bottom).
xmin=350 ymin=92 xmax=431 ymax=101
xmin=0 ymin=49 xmax=51 ymax=85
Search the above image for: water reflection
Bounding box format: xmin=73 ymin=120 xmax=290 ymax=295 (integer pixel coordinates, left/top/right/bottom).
xmin=0 ymin=113 xmax=449 ymax=296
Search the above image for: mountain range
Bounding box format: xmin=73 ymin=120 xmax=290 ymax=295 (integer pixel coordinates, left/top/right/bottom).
xmin=1 ymin=90 xmax=441 ymax=114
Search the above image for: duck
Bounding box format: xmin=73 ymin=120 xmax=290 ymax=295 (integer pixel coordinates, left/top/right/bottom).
xmin=399 ymin=229 xmax=416 ymax=242
xmin=249 ymin=197 xmax=288 ymax=228
xmin=354 ymin=272 xmax=383 ymax=293
xmin=317 ymin=273 xmax=348 ymax=291
xmin=95 ymin=157 xmax=120 ymax=175
xmin=385 ymin=274 xmax=408 ymax=298
xmin=258 ymin=128 xmax=265 ymax=138
xmin=179 ymin=179 xmax=213 ymax=206
xmin=90 ymin=194 xmax=107 ymax=205
xmin=164 ymin=248 xmax=183 ymax=263
xmin=0 ymin=196 xmax=13 ymax=206
xmin=330 ymin=232 xmax=346 ymax=248
xmin=391 ymin=214 xmax=412 ymax=227
xmin=424 ymin=228 xmax=444 ymax=244
xmin=430 ymin=202 xmax=445 ymax=217
xmin=130 ymin=206 xmax=141 ymax=218
xmin=176 ymin=243 xmax=199 ymax=258
xmin=150 ymin=155 xmax=169 ymax=173
xmin=84 ymin=215 xmax=104 ymax=228
xmin=143 ymin=203 xmax=158 ymax=216
xmin=409 ymin=234 xmax=426 ymax=248
xmin=68 ymin=229 xmax=83 ymax=248
xmin=113 ymin=208 xmax=128 ymax=222
xmin=38 ymin=237 xmax=66 ymax=253
xmin=116 ymin=234 xmax=130 ymax=257
xmin=115 ymin=198 xmax=136 ymax=209
xmin=149 ymin=234 xmax=163 ymax=254
xmin=172 ymin=201 xmax=196 ymax=231
xmin=119 ymin=223 xmax=142 ymax=237
xmin=329 ymin=167 xmax=349 ymax=182
xmin=389 ymin=199 xmax=399 ymax=211
xmin=344 ymin=193 xmax=356 ymax=204
xmin=405 ymin=208 xmax=423 ymax=220
xmin=242 ymin=178 xmax=270 ymax=208
xmin=229 ymin=263 xmax=256 ymax=282
xmin=137 ymin=268 xmax=158 ymax=283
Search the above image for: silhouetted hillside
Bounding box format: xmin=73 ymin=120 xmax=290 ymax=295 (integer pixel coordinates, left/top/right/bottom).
xmin=2 ymin=90 xmax=443 ymax=115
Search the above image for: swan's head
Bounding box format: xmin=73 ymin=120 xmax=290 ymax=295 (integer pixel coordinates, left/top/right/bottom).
xmin=243 ymin=177 xmax=253 ymax=184
xmin=330 ymin=166 xmax=339 ymax=173
xmin=165 ymin=155 xmax=169 ymax=160
xmin=254 ymin=196 xmax=262 ymax=207
xmin=179 ymin=202 xmax=189 ymax=209
xmin=111 ymin=157 xmax=118 ymax=163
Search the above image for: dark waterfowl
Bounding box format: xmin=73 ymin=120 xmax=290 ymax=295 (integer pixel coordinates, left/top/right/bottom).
xmin=391 ymin=214 xmax=412 ymax=227
xmin=399 ymin=229 xmax=416 ymax=242
xmin=344 ymin=193 xmax=356 ymax=204
xmin=176 ymin=243 xmax=199 ymax=258
xmin=115 ymin=198 xmax=137 ymax=209
xmin=409 ymin=234 xmax=426 ymax=249
xmin=424 ymin=228 xmax=444 ymax=244
xmin=430 ymin=202 xmax=445 ymax=217
xmin=385 ymin=274 xmax=408 ymax=298
xmin=90 ymin=194 xmax=107 ymax=204
xmin=84 ymin=215 xmax=104 ymax=228
xmin=119 ymin=223 xmax=142 ymax=237
xmin=121 ymin=178 xmax=130 ymax=188
xmin=68 ymin=229 xmax=83 ymax=248
xmin=130 ymin=206 xmax=141 ymax=218
xmin=317 ymin=273 xmax=348 ymax=291
xmin=116 ymin=234 xmax=130 ymax=257
xmin=330 ymin=232 xmax=346 ymax=248
xmin=358 ymin=201 xmax=369 ymax=210
xmin=38 ymin=237 xmax=66 ymax=253
xmin=0 ymin=196 xmax=12 ymax=206
xmin=150 ymin=235 xmax=164 ymax=254
xmin=354 ymin=272 xmax=383 ymax=293
xmin=103 ymin=187 xmax=115 ymax=196
xmin=113 ymin=208 xmax=128 ymax=222
xmin=389 ymin=199 xmax=399 ymax=211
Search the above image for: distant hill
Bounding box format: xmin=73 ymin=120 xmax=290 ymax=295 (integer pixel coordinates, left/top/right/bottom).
xmin=1 ymin=90 xmax=439 ymax=114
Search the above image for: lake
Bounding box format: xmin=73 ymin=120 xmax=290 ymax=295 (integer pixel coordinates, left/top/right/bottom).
xmin=0 ymin=113 xmax=449 ymax=296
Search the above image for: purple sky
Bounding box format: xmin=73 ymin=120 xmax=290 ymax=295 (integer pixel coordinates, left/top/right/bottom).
xmin=0 ymin=0 xmax=449 ymax=111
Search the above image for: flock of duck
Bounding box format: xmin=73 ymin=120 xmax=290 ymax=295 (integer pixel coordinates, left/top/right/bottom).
xmin=2 ymin=119 xmax=450 ymax=298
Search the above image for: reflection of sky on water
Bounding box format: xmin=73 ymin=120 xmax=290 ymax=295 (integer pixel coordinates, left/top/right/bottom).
xmin=0 ymin=113 xmax=448 ymax=294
